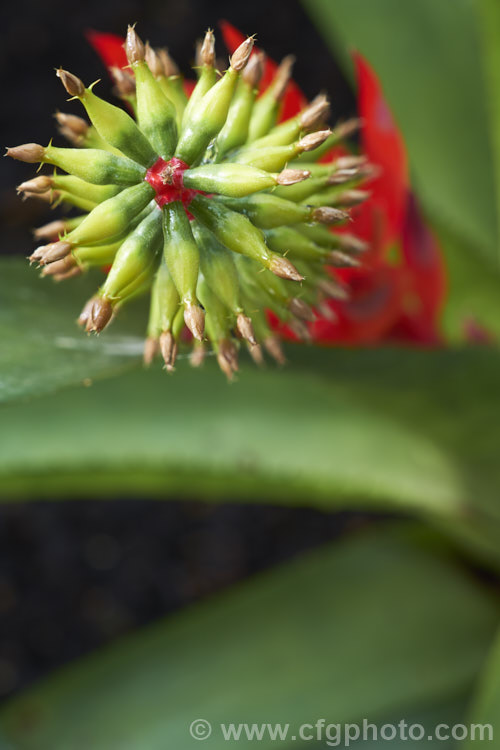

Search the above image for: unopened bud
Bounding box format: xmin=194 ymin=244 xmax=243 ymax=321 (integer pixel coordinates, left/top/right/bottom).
xmin=52 ymin=266 xmax=82 ymax=282
xmin=289 ymin=319 xmax=312 ymax=342
xmin=337 ymin=234 xmax=370 ymax=255
xmin=297 ymin=129 xmax=332 ymax=153
xmin=198 ymin=29 xmax=215 ymax=67
xmin=143 ymin=336 xmax=159 ymax=366
xmin=270 ymin=55 xmax=295 ymax=101
xmin=5 ymin=143 xmax=45 ymax=163
xmin=236 ymin=313 xmax=257 ymax=345
xmin=78 ymin=296 xmax=97 ymax=327
xmin=288 ymin=297 xmax=315 ymax=321
xmin=144 ymin=44 xmax=164 ymax=78
xmin=335 ymin=118 xmax=363 ymax=140
xmin=217 ymin=339 xmax=239 ymax=380
xmin=17 ymin=175 xmax=52 ymax=194
xmin=110 ymin=67 xmax=136 ymax=96
xmin=300 ymin=95 xmax=330 ymax=130
xmin=230 ymin=36 xmax=254 ymax=72
xmin=85 ymin=296 xmax=114 ymax=333
xmin=56 ymin=68 xmax=85 ymax=97
xmin=242 ymin=50 xmax=265 ymax=88
xmin=335 ymin=190 xmax=371 ymax=207
xmin=328 ymin=168 xmax=359 ymax=185
xmin=190 ymin=343 xmax=206 ymax=368
xmin=159 ymin=330 xmax=178 ymax=371
xmin=328 ymin=250 xmax=361 ymax=268
xmin=276 ymin=168 xmax=310 ymax=186
xmin=55 ymin=112 xmax=89 ymax=136
xmin=125 ymin=25 xmax=145 ymax=66
xmin=33 ymin=219 xmax=67 ymax=241
xmin=39 ymin=240 xmax=72 ymax=265
xmin=41 ymin=254 xmax=76 ymax=277
xmin=264 ymin=335 xmax=286 ymax=365
xmin=269 ymin=255 xmax=304 ymax=281
xmin=23 ymin=189 xmax=54 ymax=203
xmin=184 ymin=302 xmax=205 ymax=341
xmin=335 ymin=155 xmax=367 ymax=170
xmin=312 ymin=206 xmax=350 ymax=224
xmin=157 ymin=48 xmax=179 ymax=77
xmin=318 ymin=278 xmax=349 ymax=301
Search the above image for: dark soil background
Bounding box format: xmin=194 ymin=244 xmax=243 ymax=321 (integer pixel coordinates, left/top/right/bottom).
xmin=0 ymin=0 xmax=360 ymax=703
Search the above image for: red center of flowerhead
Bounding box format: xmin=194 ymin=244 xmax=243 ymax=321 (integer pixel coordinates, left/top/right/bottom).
xmin=145 ymin=157 xmax=200 ymax=211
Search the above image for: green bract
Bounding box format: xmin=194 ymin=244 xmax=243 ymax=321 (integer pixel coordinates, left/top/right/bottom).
xmin=8 ymin=24 xmax=369 ymax=378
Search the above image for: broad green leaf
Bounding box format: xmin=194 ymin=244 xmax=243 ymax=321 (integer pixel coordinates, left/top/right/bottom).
xmin=0 ymin=259 xmax=144 ymax=404
xmin=465 ymin=627 xmax=500 ymax=747
xmin=302 ymin=0 xmax=498 ymax=263
xmin=479 ymin=0 xmax=500 ymax=247
xmin=1 ymin=346 xmax=500 ymax=567
xmin=0 ymin=526 xmax=497 ymax=749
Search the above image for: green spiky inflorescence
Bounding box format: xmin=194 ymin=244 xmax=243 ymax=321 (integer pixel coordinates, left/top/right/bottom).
xmin=8 ymin=25 xmax=370 ymax=378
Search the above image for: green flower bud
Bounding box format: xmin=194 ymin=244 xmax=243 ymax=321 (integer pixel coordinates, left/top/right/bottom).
xmin=183 ymin=164 xmax=278 ymax=197
xmin=50 ymin=174 xmax=121 ymax=204
xmin=264 ymin=226 xmax=328 ymax=262
xmin=44 ymin=145 xmax=146 ymax=185
xmin=215 ymin=193 xmax=313 ymax=228
xmin=102 ymin=208 xmax=162 ymax=301
xmin=247 ymin=56 xmax=294 ymax=142
xmin=66 ymin=182 xmax=155 ymax=246
xmin=215 ymin=77 xmax=257 ymax=159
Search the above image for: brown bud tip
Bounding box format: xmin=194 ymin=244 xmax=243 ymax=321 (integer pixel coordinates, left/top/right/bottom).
xmin=184 ymin=302 xmax=205 ymax=341
xmin=270 ymin=55 xmax=295 ymax=101
xmin=297 ymin=129 xmax=332 ymax=153
xmin=5 ymin=143 xmax=45 ymax=163
xmin=56 ymin=68 xmax=85 ymax=97
xmin=22 ymin=189 xmax=54 ymax=203
xmin=198 ymin=29 xmax=215 ymax=68
xmin=78 ymin=296 xmax=97 ymax=328
xmin=289 ymin=319 xmax=312 ymax=342
xmin=143 ymin=336 xmax=159 ymax=367
xmin=54 ymin=112 xmax=89 ymax=136
xmin=33 ymin=219 xmax=67 ymax=241
xmin=337 ymin=234 xmax=370 ymax=255
xmin=144 ymin=44 xmax=164 ymax=78
xmin=52 ymin=266 xmax=83 ymax=282
xmin=157 ymin=48 xmax=179 ymax=77
xmin=300 ymin=94 xmax=330 ymax=130
xmin=264 ymin=335 xmax=286 ymax=366
xmin=327 ymin=168 xmax=359 ymax=185
xmin=17 ymin=175 xmax=53 ymax=194
xmin=41 ymin=254 xmax=76 ymax=277
xmin=236 ymin=313 xmax=257 ymax=345
xmin=318 ymin=278 xmax=349 ymax=301
xmin=242 ymin=50 xmax=265 ymax=88
xmin=217 ymin=339 xmax=239 ymax=381
xmin=328 ymin=250 xmax=361 ymax=268
xmin=110 ymin=67 xmax=136 ymax=96
xmin=190 ymin=342 xmax=206 ymax=368
xmin=269 ymin=255 xmax=304 ymax=281
xmin=335 ymin=190 xmax=371 ymax=207
xmin=334 ymin=118 xmax=363 ymax=140
xmin=335 ymin=155 xmax=367 ymax=170
xmin=230 ymin=36 xmax=255 ymax=72
xmin=312 ymin=206 xmax=350 ymax=224
xmin=288 ymin=297 xmax=315 ymax=321
xmin=248 ymin=342 xmax=265 ymax=367
xmin=125 ymin=25 xmax=145 ymax=66
xmin=28 ymin=245 xmax=49 ymax=264
xmin=159 ymin=331 xmax=178 ymax=371
xmin=85 ymin=296 xmax=114 ymax=333
xmin=276 ymin=168 xmax=310 ymax=186
xmin=38 ymin=240 xmax=72 ymax=266
xmin=317 ymin=299 xmax=338 ymax=323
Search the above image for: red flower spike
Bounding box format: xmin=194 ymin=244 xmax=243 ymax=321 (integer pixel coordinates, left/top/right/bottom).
xmin=354 ymin=53 xmax=409 ymax=249
xmin=86 ymin=30 xmax=128 ymax=70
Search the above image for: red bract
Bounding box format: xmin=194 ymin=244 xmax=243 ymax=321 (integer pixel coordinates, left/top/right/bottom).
xmin=86 ymin=30 xmax=128 ymax=70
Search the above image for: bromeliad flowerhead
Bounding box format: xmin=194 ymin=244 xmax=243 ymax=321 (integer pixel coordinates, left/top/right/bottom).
xmin=7 ymin=25 xmax=370 ymax=378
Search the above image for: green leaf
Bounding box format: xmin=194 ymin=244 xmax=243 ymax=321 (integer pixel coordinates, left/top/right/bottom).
xmin=0 ymin=259 xmax=144 ymax=404
xmin=1 ymin=345 xmax=500 ymax=567
xmin=0 ymin=526 xmax=497 ymax=749
xmin=465 ymin=627 xmax=500 ymax=746
xmin=302 ymin=0 xmax=498 ymax=263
